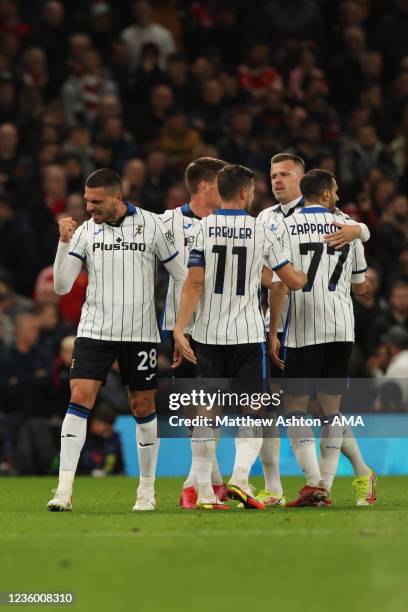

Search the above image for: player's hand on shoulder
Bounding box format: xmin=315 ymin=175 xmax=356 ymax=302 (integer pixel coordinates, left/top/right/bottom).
xmin=324 ymin=221 xmax=361 ymax=248
xmin=58 ymin=217 xmax=77 ymax=243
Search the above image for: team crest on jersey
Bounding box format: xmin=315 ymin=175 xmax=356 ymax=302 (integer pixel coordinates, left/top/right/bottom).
xmin=165 ymin=230 xmax=175 ymax=245
xmin=134 ymin=224 xmax=144 ymax=235
xmin=269 ymin=222 xmax=278 ymax=231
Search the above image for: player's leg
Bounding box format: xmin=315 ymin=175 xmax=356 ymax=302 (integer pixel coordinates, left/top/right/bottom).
xmin=121 ymin=342 xmax=159 ymax=511
xmin=48 ymin=338 xmax=114 ymax=511
xmin=179 ymin=339 xmax=226 ymax=506
xmin=129 ymin=389 xmax=159 ymax=511
xmin=341 ymin=429 xmax=376 ymax=505
xmin=318 ymin=342 xmax=354 ymax=496
xmin=228 ymin=343 xmax=267 ymax=509
xmin=258 ymin=331 xmax=285 ymax=505
xmin=191 ymin=342 xmax=228 ymax=510
xmin=283 ymin=347 xmax=328 ymax=507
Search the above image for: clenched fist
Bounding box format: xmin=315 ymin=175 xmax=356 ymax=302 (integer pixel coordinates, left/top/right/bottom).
xmin=58 ymin=217 xmax=77 ymax=243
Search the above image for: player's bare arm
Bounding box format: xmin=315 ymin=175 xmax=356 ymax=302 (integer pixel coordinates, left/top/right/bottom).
xmin=352 ymin=276 xmax=372 ymax=298
xmin=268 ymin=280 xmax=287 ymax=369
xmin=261 ymin=266 xmax=273 ymax=289
xmin=324 ymin=220 xmax=370 ymax=249
xmin=274 ymin=264 xmax=307 ymax=290
xmin=173 ymin=267 xmax=204 ymax=365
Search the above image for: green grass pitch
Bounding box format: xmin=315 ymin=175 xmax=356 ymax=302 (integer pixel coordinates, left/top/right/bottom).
xmin=1 ymin=476 xmax=408 ymax=612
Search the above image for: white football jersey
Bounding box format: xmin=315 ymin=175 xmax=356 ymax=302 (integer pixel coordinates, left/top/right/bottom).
xmin=259 ymin=199 xmax=369 ymax=333
xmin=258 ymin=198 xmax=303 ymax=333
xmin=274 ymin=205 xmax=367 ymax=348
xmin=188 ymin=209 xmax=291 ymax=345
xmin=69 ymin=202 xmax=177 ymax=342
xmin=160 ymin=203 xmax=201 ymax=332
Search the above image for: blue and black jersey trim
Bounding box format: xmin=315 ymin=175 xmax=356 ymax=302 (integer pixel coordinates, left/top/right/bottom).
xmin=161 ymin=251 xmax=179 ymax=264
xmin=69 ymin=251 xmax=85 ymax=262
xmin=272 ymin=259 xmax=289 ymax=271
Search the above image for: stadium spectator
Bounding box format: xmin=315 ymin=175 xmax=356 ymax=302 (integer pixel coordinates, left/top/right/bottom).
xmin=238 ymin=42 xmax=283 ymax=101
xmin=130 ymin=83 xmax=173 ymax=144
xmin=61 ymin=48 xmax=117 ymax=126
xmin=77 ymin=404 xmax=124 ymax=476
xmin=160 ymin=107 xmax=203 ymax=172
xmin=0 ymin=192 xmax=38 ymax=295
xmin=0 ymin=271 xmax=32 ymax=317
xmin=122 ymin=158 xmax=147 ymax=202
xmin=338 ymin=125 xmax=397 ymax=198
xmin=375 ymin=194 xmax=408 ymax=284
xmin=120 ymin=0 xmax=176 ymax=70
xmin=52 ymin=334 xmax=75 ymax=418
xmin=368 ymin=281 xmax=408 ymax=355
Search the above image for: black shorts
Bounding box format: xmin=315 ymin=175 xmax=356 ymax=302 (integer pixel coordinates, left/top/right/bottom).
xmin=283 ymin=342 xmax=353 ymax=395
xmin=195 ymin=342 xmax=269 ymax=391
xmin=70 ymin=337 xmax=158 ymax=391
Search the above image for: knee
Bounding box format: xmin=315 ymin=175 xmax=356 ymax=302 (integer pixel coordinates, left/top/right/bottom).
xmin=130 ymin=393 xmax=155 ymax=419
xmin=70 ymin=385 xmax=94 ymax=410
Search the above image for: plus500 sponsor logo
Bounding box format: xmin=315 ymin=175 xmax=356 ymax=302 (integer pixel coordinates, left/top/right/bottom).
xmin=93 ymin=242 xmax=146 ymax=252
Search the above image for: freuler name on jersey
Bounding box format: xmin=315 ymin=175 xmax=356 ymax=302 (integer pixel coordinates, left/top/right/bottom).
xmin=208 ymin=226 xmax=253 ymax=239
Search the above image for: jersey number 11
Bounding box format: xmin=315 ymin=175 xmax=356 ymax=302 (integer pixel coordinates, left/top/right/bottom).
xmin=212 ymin=245 xmax=247 ymax=295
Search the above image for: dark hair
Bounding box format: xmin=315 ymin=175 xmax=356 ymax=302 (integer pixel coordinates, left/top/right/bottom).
xmin=85 ymin=168 xmax=122 ymax=193
xmin=185 ymin=157 xmax=227 ymax=194
xmin=217 ymin=164 xmax=255 ymax=201
xmin=270 ymin=153 xmax=305 ymax=172
xmin=300 ymin=168 xmax=334 ymax=200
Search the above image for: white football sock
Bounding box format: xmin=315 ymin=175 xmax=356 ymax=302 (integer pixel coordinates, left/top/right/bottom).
xmin=191 ymin=427 xmax=215 ymax=502
xmin=259 ymin=430 xmax=283 ymax=495
xmin=184 ymin=429 xmax=223 ymax=490
xmin=288 ymin=413 xmax=321 ymax=486
xmin=183 ymin=440 xmax=197 ymax=489
xmin=136 ymin=414 xmax=159 ymax=493
xmin=58 ymin=403 xmax=90 ymax=495
xmin=230 ymin=426 xmax=262 ymax=489
xmin=341 ymin=424 xmax=370 ymax=476
xmin=211 ymin=428 xmax=223 ymax=486
xmin=319 ymin=415 xmax=343 ymax=491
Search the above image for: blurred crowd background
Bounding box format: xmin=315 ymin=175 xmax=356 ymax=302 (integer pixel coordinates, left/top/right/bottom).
xmin=1 ymin=0 xmax=408 ymax=474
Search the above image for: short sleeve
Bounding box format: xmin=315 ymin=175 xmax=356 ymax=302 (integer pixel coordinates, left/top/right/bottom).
xmin=69 ymin=223 xmax=88 ymax=262
xmin=263 ymin=224 xmax=291 ymax=271
xmin=351 ymin=240 xmax=367 ymax=283
xmin=152 ymin=215 xmax=179 ymax=263
xmin=187 ymin=224 xmax=205 ymax=267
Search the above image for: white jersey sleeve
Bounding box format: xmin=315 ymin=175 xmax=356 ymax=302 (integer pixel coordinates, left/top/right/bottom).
xmin=152 ymin=215 xmax=178 ymax=263
xmin=68 ymin=222 xmax=89 ymax=261
xmin=159 ymin=207 xmax=201 ymax=331
xmin=351 ymin=239 xmax=368 ymax=283
xmin=263 ymin=224 xmax=291 ymax=271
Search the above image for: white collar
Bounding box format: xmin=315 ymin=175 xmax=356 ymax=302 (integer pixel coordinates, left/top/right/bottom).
xmin=278 ymin=196 xmax=302 ymax=215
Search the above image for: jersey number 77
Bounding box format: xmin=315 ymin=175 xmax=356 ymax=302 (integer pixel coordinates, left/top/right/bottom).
xmin=300 ymin=243 xmax=350 ymax=292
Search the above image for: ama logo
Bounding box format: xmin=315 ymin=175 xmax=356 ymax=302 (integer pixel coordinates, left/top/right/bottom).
xmin=93 ymin=237 xmax=146 ymax=252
